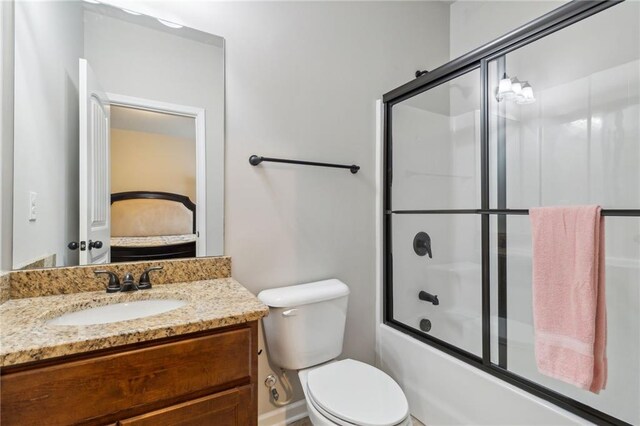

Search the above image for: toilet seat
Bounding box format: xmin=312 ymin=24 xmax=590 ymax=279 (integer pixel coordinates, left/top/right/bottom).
xmin=307 ymin=395 xmax=358 ymax=426
xmin=305 ymin=359 xmax=409 ymax=426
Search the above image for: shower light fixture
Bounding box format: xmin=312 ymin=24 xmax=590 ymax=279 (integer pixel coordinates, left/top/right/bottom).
xmin=496 ymin=74 xmax=514 ymax=101
xmin=496 ymin=74 xmax=535 ymax=104
xmin=516 ymin=81 xmax=536 ymax=104
xmin=157 ymin=18 xmax=183 ymax=29
xmin=510 ymin=77 xmax=523 ymax=96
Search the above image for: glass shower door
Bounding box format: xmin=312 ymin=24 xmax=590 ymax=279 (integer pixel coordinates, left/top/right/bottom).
xmin=487 ymin=1 xmax=640 ymax=423
xmin=389 ymin=69 xmax=483 ymax=357
xmin=385 ymin=1 xmax=639 ymax=424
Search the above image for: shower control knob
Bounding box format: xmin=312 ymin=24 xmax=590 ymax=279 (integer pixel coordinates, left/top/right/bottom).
xmin=413 ymin=232 xmax=433 ymax=258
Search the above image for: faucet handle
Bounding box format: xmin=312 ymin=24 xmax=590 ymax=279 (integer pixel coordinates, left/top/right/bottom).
xmin=94 ymin=270 xmax=121 ymax=293
xmin=413 ymin=232 xmax=432 ymax=259
xmin=138 ymin=266 xmax=164 ymax=290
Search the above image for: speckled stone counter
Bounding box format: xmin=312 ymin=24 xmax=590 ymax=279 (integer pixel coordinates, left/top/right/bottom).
xmin=8 ymin=256 xmax=231 ymax=299
xmin=0 ymin=278 xmax=268 ymax=367
xmin=0 ymin=272 xmax=9 ymax=304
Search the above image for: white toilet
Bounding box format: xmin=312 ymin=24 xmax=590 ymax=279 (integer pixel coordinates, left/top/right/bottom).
xmin=258 ymin=279 xmax=412 ymax=426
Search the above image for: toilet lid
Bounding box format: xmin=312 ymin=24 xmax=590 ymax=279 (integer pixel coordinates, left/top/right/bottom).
xmin=307 ymin=359 xmax=409 ymax=426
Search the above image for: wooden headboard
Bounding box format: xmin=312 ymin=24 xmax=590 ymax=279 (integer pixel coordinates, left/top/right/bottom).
xmin=110 ymin=191 xmax=196 ymax=235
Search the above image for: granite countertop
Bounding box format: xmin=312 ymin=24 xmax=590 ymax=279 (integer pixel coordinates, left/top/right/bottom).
xmin=0 ymin=278 xmax=269 ymax=367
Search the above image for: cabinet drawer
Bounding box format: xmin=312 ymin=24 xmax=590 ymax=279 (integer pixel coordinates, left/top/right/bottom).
xmin=1 ymin=327 xmax=252 ymax=425
xmin=119 ymin=385 xmax=253 ymax=426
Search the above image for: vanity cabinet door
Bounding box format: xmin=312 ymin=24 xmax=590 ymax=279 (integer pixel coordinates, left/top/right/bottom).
xmin=1 ymin=327 xmax=254 ymax=425
xmin=118 ymin=385 xmax=253 ymax=426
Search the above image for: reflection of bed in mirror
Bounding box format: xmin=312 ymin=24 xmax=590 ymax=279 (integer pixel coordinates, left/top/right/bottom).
xmin=110 ymin=191 xmax=196 ymax=262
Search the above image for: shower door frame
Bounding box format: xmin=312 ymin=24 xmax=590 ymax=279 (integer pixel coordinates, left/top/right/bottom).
xmin=382 ymin=1 xmax=638 ymax=425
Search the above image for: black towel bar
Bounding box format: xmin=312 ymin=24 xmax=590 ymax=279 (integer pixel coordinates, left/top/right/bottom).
xmin=249 ymin=155 xmax=360 ymax=174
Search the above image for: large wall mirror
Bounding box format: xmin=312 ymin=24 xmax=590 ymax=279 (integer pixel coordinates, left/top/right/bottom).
xmin=12 ymin=1 xmax=225 ymax=270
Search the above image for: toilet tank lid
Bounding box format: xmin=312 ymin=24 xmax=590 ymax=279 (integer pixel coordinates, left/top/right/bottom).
xmin=258 ymin=279 xmax=349 ymax=308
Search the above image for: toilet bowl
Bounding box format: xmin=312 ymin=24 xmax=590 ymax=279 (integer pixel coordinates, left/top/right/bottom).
xmin=258 ymin=279 xmax=412 ymax=426
xmin=298 ymin=359 xmax=412 ymax=426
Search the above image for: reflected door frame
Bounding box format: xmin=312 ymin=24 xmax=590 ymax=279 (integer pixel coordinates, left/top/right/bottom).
xmin=106 ymin=93 xmax=207 ymax=257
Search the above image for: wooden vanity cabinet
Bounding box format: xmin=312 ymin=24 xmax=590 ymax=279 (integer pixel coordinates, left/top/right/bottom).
xmin=118 ymin=386 xmax=253 ymax=425
xmin=0 ymin=322 xmax=259 ymax=426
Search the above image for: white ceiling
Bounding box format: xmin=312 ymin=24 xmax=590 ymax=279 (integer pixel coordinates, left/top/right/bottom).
xmin=110 ymin=105 xmax=196 ymax=140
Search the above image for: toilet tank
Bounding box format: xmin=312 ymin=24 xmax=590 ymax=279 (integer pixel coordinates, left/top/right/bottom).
xmin=258 ymin=279 xmax=350 ymax=370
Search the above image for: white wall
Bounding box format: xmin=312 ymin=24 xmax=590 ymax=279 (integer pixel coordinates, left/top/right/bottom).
xmin=111 ymin=129 xmax=196 ymax=201
xmin=83 ymin=10 xmax=224 ymax=256
xmin=12 ymin=1 xmax=83 ymax=269
xmin=449 ymin=0 xmax=568 ymax=60
xmin=101 ymin=0 xmax=451 ymax=415
xmin=0 ymin=1 xmax=14 ymax=272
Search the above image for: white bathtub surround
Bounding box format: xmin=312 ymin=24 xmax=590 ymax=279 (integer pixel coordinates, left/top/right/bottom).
xmin=378 ymin=324 xmax=588 ymax=426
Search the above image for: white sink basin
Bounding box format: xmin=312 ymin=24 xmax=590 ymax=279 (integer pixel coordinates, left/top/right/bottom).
xmin=47 ymin=299 xmax=187 ymax=326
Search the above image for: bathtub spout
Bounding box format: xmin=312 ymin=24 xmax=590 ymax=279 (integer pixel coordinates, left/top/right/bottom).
xmin=419 ymin=291 xmax=439 ymax=305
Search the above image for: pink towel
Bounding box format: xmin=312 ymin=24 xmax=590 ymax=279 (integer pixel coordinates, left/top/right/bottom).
xmin=529 ymin=205 xmax=607 ymax=393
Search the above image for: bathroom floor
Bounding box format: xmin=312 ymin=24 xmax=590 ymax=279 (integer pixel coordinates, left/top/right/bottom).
xmin=289 ymin=416 xmax=426 ymax=425
xmin=288 ymin=419 xmax=312 ymax=426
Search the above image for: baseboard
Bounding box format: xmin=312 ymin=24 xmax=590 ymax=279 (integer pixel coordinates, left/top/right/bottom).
xmin=258 ymin=399 xmax=308 ymax=426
